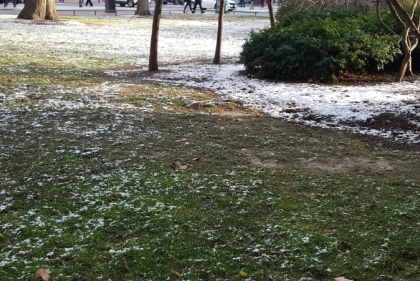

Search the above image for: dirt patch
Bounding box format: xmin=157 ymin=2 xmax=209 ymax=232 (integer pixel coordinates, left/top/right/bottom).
xmin=337 ymin=71 xmax=420 ymax=86
xmin=184 ymin=99 xmax=263 ymax=117
xmin=355 ymin=112 xmax=420 ymax=131
xmin=240 ymin=149 xmax=284 ymax=169
xmin=303 ymin=156 xmax=391 ymax=172
xmin=241 ymin=149 xmax=396 ymax=172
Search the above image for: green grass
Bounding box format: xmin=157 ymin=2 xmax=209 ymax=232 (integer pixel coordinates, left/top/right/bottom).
xmin=1 ymin=16 xmax=420 ymax=281
xmin=1 ymin=108 xmax=419 ymax=281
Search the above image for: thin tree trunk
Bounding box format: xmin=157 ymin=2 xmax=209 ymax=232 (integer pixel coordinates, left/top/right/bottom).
xmin=149 ymin=0 xmax=163 ymax=71
xmin=213 ymin=0 xmax=224 ymax=64
xmin=386 ymin=0 xmax=420 ymax=39
xmin=18 ymin=0 xmax=59 ymax=21
xmin=267 ymin=0 xmax=275 ymax=27
xmin=375 ymin=0 xmax=396 ymax=35
xmin=395 ymin=26 xmax=411 ymax=81
xmin=136 ymin=0 xmax=152 ymax=15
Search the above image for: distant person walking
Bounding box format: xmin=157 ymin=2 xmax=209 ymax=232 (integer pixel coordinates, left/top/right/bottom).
xmin=79 ymin=0 xmax=84 ymax=7
xmin=192 ymin=0 xmax=204 ymax=14
xmin=183 ymin=0 xmax=193 ymax=13
xmin=249 ymin=0 xmax=254 ymax=9
xmin=3 ymin=0 xmax=17 ymax=8
xmin=261 ymin=0 xmax=266 ymax=7
xmin=85 ymin=0 xmax=93 ymax=6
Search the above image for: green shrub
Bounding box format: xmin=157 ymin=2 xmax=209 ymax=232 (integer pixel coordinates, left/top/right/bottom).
xmin=276 ymin=6 xmax=360 ymax=27
xmin=276 ymin=0 xmax=377 ymax=22
xmin=239 ymin=12 xmax=401 ymax=83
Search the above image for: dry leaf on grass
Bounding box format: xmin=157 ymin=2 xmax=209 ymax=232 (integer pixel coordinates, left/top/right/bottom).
xmin=171 ymin=161 xmax=187 ymax=170
xmin=385 ymin=166 xmax=394 ymax=171
xmin=124 ymin=260 xmax=130 ymax=270
xmin=341 ymin=241 xmax=352 ymax=250
xmin=35 ymin=268 xmax=50 ymax=281
xmin=334 ymin=277 xmax=353 ymax=281
xmin=323 ymin=229 xmax=332 ymax=234
xmin=172 ymin=269 xmax=181 ymax=277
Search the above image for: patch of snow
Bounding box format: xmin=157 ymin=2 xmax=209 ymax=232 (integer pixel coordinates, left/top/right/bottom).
xmin=1 ymin=14 xmax=418 ymax=142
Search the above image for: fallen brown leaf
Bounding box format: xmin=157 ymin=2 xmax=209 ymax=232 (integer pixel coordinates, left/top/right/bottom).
xmin=124 ymin=260 xmax=130 ymax=270
xmin=341 ymin=241 xmax=352 ymax=250
xmin=35 ymin=268 xmax=50 ymax=281
xmin=323 ymin=229 xmax=332 ymax=234
xmin=385 ymin=166 xmax=394 ymax=171
xmin=171 ymin=161 xmax=187 ymax=170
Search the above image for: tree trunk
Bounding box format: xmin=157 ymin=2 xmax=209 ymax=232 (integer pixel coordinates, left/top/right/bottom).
xmin=380 ymin=0 xmax=419 ymax=81
xmin=396 ymin=26 xmax=414 ymax=81
xmin=267 ymin=0 xmax=275 ymax=27
xmin=18 ymin=0 xmax=60 ymax=21
xmin=395 ymin=50 xmax=411 ymax=82
xmin=149 ymin=0 xmax=163 ymax=71
xmin=386 ymin=0 xmax=420 ymax=40
xmin=213 ymin=0 xmax=224 ymax=64
xmin=136 ymin=0 xmax=152 ymax=15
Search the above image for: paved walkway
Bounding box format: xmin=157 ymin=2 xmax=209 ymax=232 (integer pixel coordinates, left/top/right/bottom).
xmin=1 ymin=0 xmax=274 ymax=16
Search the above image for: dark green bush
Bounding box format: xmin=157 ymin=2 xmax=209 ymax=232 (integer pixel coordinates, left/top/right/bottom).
xmin=276 ymin=7 xmax=359 ymax=28
xmin=239 ymin=12 xmax=401 ymax=83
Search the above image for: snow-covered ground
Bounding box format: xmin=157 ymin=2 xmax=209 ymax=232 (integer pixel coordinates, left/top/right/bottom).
xmin=1 ymin=14 xmax=419 ymax=143
xmin=135 ymin=63 xmax=420 ymax=143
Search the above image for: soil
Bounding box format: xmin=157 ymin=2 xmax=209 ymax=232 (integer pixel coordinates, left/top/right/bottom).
xmin=337 ymin=71 xmax=420 ymax=86
xmin=106 ymin=68 xmax=420 ymax=151
xmin=335 ymin=72 xmax=420 ymax=150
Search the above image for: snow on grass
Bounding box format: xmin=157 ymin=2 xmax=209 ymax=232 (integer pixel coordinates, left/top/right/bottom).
xmin=1 ymin=14 xmax=420 ymax=280
xmin=137 ymin=63 xmax=420 ymax=143
xmin=1 ymin=14 xmax=419 ymax=143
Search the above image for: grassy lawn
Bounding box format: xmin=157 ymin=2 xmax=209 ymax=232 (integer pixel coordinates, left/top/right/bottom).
xmin=1 ymin=16 xmax=420 ymax=281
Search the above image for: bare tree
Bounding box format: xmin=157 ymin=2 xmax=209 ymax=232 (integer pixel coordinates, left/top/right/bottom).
xmin=149 ymin=0 xmax=163 ymax=71
xmin=376 ymin=0 xmax=419 ymax=81
xmin=136 ymin=0 xmax=152 ymax=15
xmin=213 ymin=0 xmax=225 ymax=64
xmin=17 ymin=0 xmax=60 ymax=21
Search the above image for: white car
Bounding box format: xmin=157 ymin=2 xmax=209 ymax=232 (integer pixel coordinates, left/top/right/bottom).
xmin=214 ymin=0 xmax=236 ymax=11
xmin=116 ymin=0 xmax=151 ymax=7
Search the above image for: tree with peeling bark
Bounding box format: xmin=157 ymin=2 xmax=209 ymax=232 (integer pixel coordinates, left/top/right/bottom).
xmin=376 ymin=0 xmax=419 ymax=81
xmin=149 ymin=0 xmax=163 ymax=71
xmin=213 ymin=0 xmax=225 ymax=64
xmin=136 ymin=0 xmax=152 ymax=16
xmin=267 ymin=0 xmax=275 ymax=27
xmin=18 ymin=0 xmax=60 ymax=21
